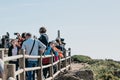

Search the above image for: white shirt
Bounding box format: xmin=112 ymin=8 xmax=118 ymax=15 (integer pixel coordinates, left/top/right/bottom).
xmin=12 ymin=47 xmax=18 ymax=56
xmin=11 ymin=46 xmax=18 ymax=61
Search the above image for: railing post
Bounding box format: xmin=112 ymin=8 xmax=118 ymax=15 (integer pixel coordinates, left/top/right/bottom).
xmin=0 ymin=50 xmax=4 ymax=59
xmin=37 ymin=52 xmax=43 ymax=80
xmin=4 ymin=64 xmax=16 ymax=80
xmin=63 ymin=50 xmax=67 ymax=68
xmin=50 ymin=53 xmax=53 ymax=80
xmin=58 ymin=57 xmax=61 ymax=72
xmin=0 ymin=50 xmax=4 ymax=79
xmin=19 ymin=49 xmax=25 ymax=80
xmin=68 ymin=48 xmax=71 ymax=70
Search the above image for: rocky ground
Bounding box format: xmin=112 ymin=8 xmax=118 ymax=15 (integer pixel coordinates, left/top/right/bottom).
xmin=55 ymin=63 xmax=94 ymax=80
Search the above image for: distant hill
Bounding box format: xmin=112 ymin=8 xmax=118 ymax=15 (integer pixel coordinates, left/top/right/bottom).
xmin=72 ymin=55 xmax=120 ymax=80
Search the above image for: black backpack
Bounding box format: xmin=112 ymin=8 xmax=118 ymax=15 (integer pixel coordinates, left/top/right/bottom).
xmin=38 ymin=34 xmax=48 ymax=46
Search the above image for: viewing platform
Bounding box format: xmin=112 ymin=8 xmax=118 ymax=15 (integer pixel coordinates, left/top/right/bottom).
xmin=0 ymin=48 xmax=71 ymax=80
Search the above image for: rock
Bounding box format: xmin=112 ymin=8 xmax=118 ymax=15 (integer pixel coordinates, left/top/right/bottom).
xmin=75 ymin=70 xmax=94 ymax=80
xmin=114 ymin=70 xmax=120 ymax=78
xmin=55 ymin=70 xmax=94 ymax=80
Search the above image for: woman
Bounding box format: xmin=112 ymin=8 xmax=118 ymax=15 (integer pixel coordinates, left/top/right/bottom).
xmin=8 ymin=39 xmax=19 ymax=79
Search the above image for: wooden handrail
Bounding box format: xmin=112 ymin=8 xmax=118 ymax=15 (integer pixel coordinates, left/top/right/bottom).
xmin=4 ymin=55 xmax=23 ymax=61
xmin=15 ymin=69 xmax=24 ymax=76
xmin=0 ymin=48 xmax=71 ymax=80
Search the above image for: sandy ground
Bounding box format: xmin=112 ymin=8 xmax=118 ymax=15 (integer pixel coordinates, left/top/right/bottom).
xmin=71 ymin=63 xmax=88 ymax=71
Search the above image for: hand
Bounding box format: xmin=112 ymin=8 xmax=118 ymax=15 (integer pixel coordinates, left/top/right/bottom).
xmin=39 ymin=49 xmax=45 ymax=54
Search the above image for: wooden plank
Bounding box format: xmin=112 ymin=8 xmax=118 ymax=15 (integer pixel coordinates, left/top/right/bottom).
xmin=25 ymin=55 xmax=40 ymax=59
xmin=53 ymin=71 xmax=60 ymax=78
xmin=68 ymin=48 xmax=71 ymax=70
xmin=66 ymin=56 xmax=70 ymax=59
xmin=25 ymin=55 xmax=52 ymax=59
xmin=0 ymin=48 xmax=8 ymax=51
xmin=49 ymin=53 xmax=53 ymax=80
xmin=42 ymin=55 xmax=53 ymax=58
xmin=37 ymin=52 xmax=43 ymax=80
xmin=3 ymin=64 xmax=16 ymax=80
xmin=4 ymin=55 xmax=23 ymax=61
xmin=42 ymin=64 xmax=52 ymax=69
xmin=25 ymin=67 xmax=41 ymax=72
xmin=60 ymin=58 xmax=65 ymax=61
xmin=58 ymin=57 xmax=61 ymax=72
xmin=19 ymin=49 xmax=25 ymax=80
xmin=15 ymin=69 xmax=24 ymax=76
xmin=0 ymin=50 xmax=4 ymax=59
xmin=45 ymin=77 xmax=52 ymax=80
xmin=53 ymin=61 xmax=59 ymax=66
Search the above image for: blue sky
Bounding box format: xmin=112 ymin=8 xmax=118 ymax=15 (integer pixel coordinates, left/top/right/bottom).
xmin=0 ymin=0 xmax=120 ymax=60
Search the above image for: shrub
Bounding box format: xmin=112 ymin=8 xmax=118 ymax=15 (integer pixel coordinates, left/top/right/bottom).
xmin=71 ymin=55 xmax=92 ymax=63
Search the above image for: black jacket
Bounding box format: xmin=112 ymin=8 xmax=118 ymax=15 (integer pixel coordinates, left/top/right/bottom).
xmin=8 ymin=45 xmax=19 ymax=56
xmin=39 ymin=34 xmax=49 ymax=46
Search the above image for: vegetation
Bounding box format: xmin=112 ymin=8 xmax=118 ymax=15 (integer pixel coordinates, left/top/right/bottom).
xmin=72 ymin=55 xmax=120 ymax=80
xmin=71 ymin=55 xmax=92 ymax=63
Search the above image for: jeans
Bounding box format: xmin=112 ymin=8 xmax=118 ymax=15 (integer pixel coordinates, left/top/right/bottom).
xmin=27 ymin=61 xmax=38 ymax=80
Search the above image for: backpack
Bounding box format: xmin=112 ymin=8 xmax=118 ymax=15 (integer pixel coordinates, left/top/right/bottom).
xmin=42 ymin=46 xmax=51 ymax=65
xmin=38 ymin=34 xmax=48 ymax=46
xmin=42 ymin=47 xmax=58 ymax=64
xmin=42 ymin=57 xmax=50 ymax=65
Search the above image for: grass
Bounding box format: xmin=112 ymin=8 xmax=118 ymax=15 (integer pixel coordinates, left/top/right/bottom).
xmin=72 ymin=55 xmax=120 ymax=80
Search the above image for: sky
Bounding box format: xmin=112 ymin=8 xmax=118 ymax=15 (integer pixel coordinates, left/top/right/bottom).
xmin=0 ymin=0 xmax=120 ymax=60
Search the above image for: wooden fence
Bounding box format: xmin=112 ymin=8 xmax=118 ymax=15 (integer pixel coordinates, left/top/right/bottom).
xmin=0 ymin=48 xmax=71 ymax=80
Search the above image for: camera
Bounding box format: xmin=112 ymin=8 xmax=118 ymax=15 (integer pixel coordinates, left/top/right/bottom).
xmin=1 ymin=32 xmax=10 ymax=48
xmin=14 ymin=33 xmax=18 ymax=35
xmin=61 ymin=38 xmax=64 ymax=42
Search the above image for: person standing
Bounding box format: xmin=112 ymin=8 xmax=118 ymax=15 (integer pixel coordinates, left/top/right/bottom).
xmin=8 ymin=39 xmax=19 ymax=80
xmin=22 ymin=33 xmax=46 ymax=80
xmin=38 ymin=27 xmax=50 ymax=78
xmin=38 ymin=27 xmax=49 ymax=46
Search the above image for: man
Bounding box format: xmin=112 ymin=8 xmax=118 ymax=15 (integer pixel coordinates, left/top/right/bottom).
xmin=22 ymin=33 xmax=46 ymax=80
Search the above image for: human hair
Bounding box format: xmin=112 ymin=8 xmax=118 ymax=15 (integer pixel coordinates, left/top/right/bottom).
xmin=39 ymin=27 xmax=47 ymax=33
xmin=26 ymin=33 xmax=31 ymax=37
xmin=21 ymin=32 xmax=26 ymax=38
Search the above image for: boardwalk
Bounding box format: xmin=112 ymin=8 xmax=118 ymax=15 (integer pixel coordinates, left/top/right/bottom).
xmin=0 ymin=48 xmax=71 ymax=80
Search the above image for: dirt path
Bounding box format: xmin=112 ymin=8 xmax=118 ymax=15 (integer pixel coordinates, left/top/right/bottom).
xmin=71 ymin=63 xmax=88 ymax=71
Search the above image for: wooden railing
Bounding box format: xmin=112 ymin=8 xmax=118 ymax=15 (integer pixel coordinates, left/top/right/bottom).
xmin=0 ymin=48 xmax=71 ymax=80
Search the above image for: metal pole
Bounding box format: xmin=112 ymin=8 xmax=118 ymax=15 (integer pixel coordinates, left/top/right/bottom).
xmin=58 ymin=30 xmax=60 ymax=38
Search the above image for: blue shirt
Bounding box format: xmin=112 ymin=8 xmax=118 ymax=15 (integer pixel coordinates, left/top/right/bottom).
xmin=22 ymin=38 xmax=46 ymax=61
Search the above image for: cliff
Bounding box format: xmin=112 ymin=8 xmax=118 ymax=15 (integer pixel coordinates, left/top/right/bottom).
xmin=55 ymin=55 xmax=120 ymax=80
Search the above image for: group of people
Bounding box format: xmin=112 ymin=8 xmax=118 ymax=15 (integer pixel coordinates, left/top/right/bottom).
xmin=0 ymin=27 xmax=66 ymax=80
